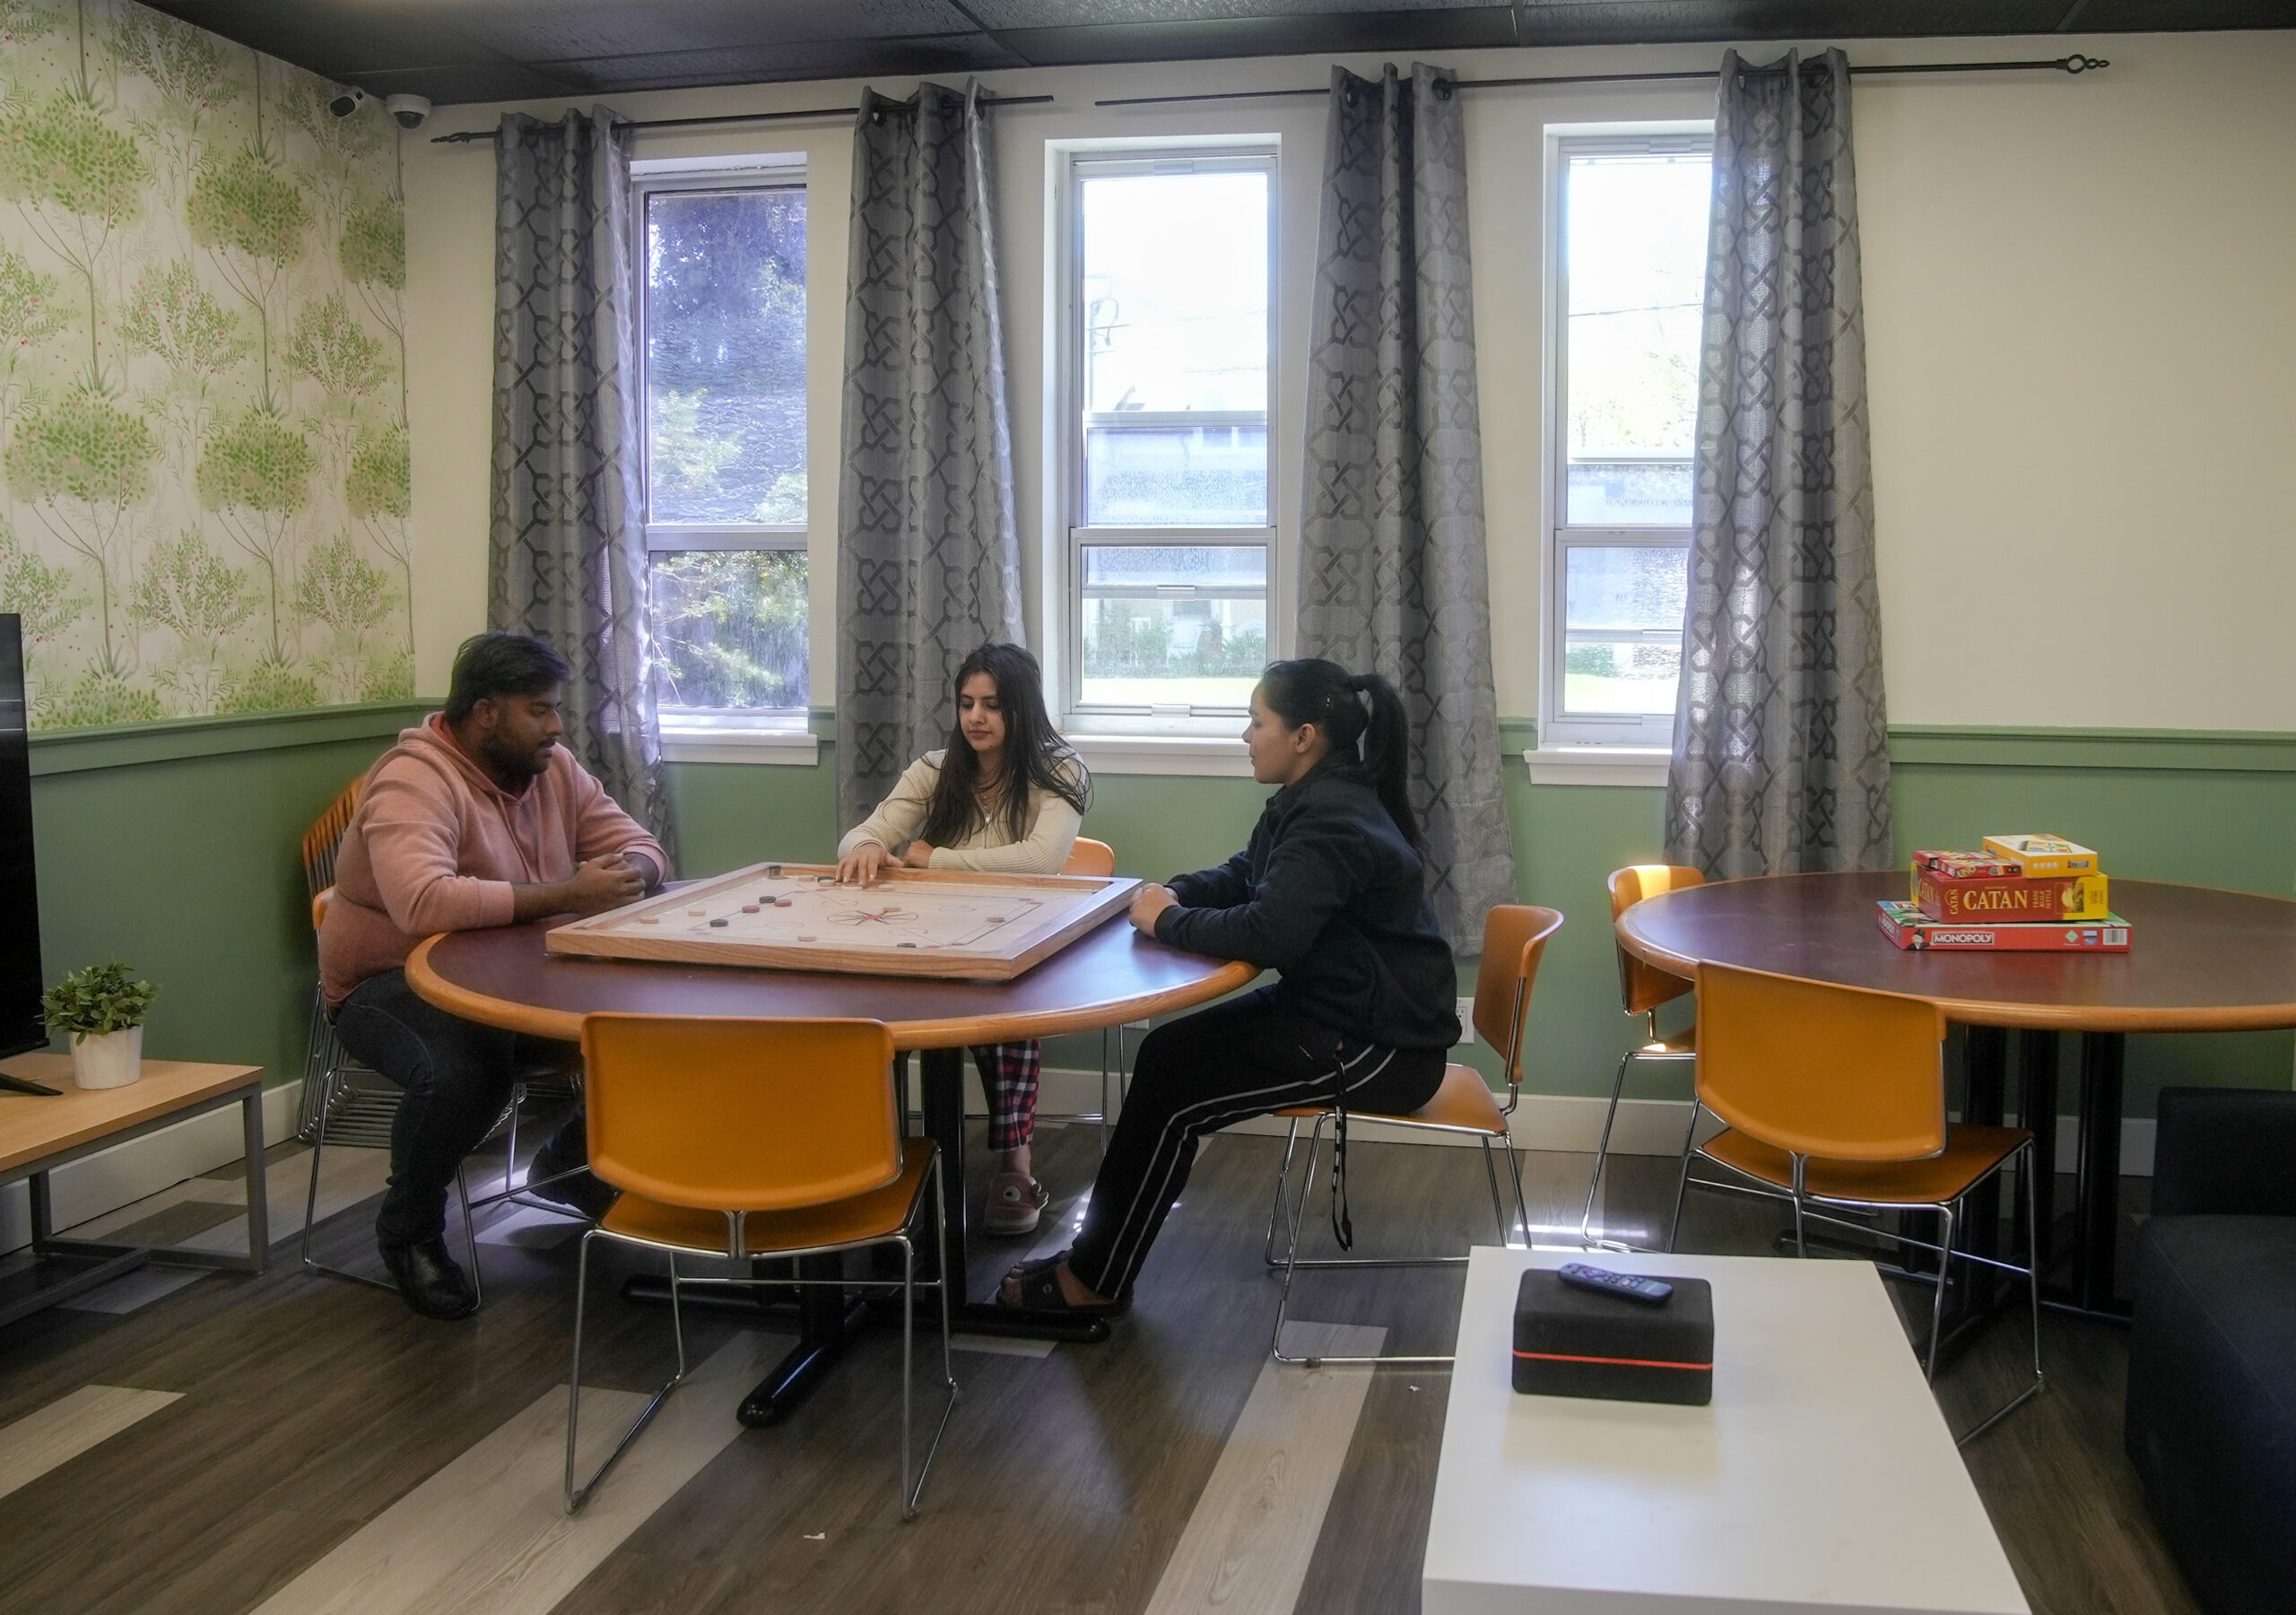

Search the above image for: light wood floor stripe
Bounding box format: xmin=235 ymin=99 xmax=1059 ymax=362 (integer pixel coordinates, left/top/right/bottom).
xmin=248 ymin=1332 xmax=787 ymax=1615
xmin=0 ymin=1385 xmax=183 ymax=1502
xmin=1143 ymin=1321 xmax=1387 ymax=1615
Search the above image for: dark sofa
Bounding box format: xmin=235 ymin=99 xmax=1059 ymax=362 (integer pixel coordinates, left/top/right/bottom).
xmin=2126 ymin=1086 xmax=2296 ymax=1615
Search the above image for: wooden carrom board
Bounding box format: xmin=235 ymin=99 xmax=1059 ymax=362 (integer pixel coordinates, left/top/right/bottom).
xmin=544 ymin=861 xmax=1142 ymax=981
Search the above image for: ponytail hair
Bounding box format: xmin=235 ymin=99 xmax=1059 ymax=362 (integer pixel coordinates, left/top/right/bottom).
xmin=1257 ymin=657 xmax=1420 ymax=849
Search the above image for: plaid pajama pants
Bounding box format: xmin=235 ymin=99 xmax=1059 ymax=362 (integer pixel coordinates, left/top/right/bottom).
xmin=971 ymin=1039 xmax=1042 ymax=1152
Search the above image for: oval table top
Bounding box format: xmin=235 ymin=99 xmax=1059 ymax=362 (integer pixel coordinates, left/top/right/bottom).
xmin=406 ymin=913 xmax=1261 ymax=1046
xmin=1614 ymin=870 xmax=2296 ymax=1034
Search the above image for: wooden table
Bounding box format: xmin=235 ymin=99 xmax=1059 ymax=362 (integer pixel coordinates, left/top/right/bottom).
xmin=0 ymin=1054 xmax=268 ymax=1326
xmin=407 ymin=915 xmax=1257 ymax=1422
xmin=1616 ymin=871 xmax=2296 ymax=1314
xmin=1422 ymin=1246 xmax=2029 ymax=1615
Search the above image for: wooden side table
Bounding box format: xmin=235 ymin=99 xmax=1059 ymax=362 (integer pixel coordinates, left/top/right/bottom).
xmin=0 ymin=1053 xmax=268 ymax=1327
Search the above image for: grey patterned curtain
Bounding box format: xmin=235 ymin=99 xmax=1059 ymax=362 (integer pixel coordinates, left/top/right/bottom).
xmin=1298 ymin=64 xmax=1514 ymax=951
xmin=489 ymin=107 xmax=673 ymax=852
xmin=836 ymin=82 xmax=1023 ymax=829
xmin=1665 ymin=49 xmax=1892 ymax=879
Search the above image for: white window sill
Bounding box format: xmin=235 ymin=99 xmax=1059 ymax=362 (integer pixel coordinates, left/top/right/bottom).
xmin=660 ymin=720 xmax=818 ymax=767
xmin=1065 ymin=730 xmax=1255 ymax=778
xmin=1525 ymin=745 xmax=1670 ymax=788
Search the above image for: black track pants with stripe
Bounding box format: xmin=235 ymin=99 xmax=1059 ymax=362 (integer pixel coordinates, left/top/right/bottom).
xmin=1066 ymin=985 xmax=1447 ymax=1301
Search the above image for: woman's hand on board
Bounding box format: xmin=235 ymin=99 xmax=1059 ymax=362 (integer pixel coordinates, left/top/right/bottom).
xmin=1129 ymin=882 xmax=1177 ymax=936
xmin=835 ymin=841 xmax=898 ymax=885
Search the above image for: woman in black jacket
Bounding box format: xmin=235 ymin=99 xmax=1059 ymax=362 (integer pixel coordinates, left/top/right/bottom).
xmin=1001 ymin=658 xmax=1459 ymax=1315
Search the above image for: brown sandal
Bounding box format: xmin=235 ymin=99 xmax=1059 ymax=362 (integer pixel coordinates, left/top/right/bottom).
xmin=996 ymin=1253 xmax=1127 ymax=1317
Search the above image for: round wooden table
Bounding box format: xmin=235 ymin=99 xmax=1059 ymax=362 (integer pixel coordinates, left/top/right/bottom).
xmin=408 ymin=916 xmax=1257 ymax=1420
xmin=1616 ymin=871 xmax=2296 ymax=1313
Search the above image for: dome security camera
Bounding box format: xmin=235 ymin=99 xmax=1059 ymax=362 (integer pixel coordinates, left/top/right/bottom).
xmin=385 ymin=94 xmax=430 ymax=131
xmin=326 ymin=86 xmax=366 ymax=118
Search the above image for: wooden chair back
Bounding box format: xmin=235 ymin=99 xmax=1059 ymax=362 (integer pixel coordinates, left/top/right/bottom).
xmin=1063 ymin=837 xmax=1117 ymax=877
xmin=579 ymin=1016 xmax=900 ymax=1211
xmin=301 ymin=776 xmax=366 ymax=902
xmin=1693 ymin=961 xmax=1949 ymax=1162
xmin=1470 ymin=905 xmax=1566 ymax=1098
xmin=1609 ymin=864 xmax=1704 ymax=1018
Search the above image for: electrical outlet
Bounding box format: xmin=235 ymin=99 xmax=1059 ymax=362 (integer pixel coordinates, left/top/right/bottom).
xmin=1456 ymin=996 xmax=1475 ymax=1045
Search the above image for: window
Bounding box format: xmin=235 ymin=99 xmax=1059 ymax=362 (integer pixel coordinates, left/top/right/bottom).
xmin=1062 ymin=151 xmax=1274 ymax=719
xmin=1548 ymin=135 xmax=1711 ymax=746
xmin=637 ymin=166 xmax=809 ymax=718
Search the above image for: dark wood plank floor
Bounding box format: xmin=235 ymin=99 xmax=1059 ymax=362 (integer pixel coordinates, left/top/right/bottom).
xmin=0 ymin=1119 xmax=2203 ymax=1615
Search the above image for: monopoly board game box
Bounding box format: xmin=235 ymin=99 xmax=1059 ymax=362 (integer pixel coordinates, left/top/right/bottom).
xmin=1876 ymin=899 xmax=2131 ymax=952
xmin=1913 ymin=865 xmax=2110 ymax=924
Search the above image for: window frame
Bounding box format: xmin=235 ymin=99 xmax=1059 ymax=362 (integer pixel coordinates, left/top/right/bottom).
xmin=1056 ymin=145 xmax=1279 ymax=728
xmin=1544 ymin=130 xmax=1713 ymax=751
xmin=631 ymin=161 xmax=811 ymax=724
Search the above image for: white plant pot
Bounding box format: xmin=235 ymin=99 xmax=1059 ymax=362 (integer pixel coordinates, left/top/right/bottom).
xmin=70 ymin=1026 xmax=144 ymax=1090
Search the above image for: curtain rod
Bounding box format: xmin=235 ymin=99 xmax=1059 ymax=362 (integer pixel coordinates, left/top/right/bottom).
xmin=1092 ymin=54 xmax=2107 ymax=109
xmin=430 ymin=92 xmax=1057 ymax=144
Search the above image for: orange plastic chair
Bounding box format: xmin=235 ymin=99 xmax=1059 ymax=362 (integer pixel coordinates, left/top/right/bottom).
xmin=1669 ymin=961 xmax=2042 ymax=1444
xmin=566 ymin=1015 xmax=956 ymax=1515
xmin=1265 ymin=905 xmax=1564 ymax=1367
xmin=1581 ymin=864 xmax=1704 ymax=1242
xmin=1036 ymin=835 xmax=1126 ymax=1147
xmin=1062 ymin=836 xmax=1117 ymax=877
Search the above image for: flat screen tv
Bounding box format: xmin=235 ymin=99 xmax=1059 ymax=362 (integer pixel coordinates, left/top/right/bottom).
xmin=0 ymin=614 xmax=42 ymax=1059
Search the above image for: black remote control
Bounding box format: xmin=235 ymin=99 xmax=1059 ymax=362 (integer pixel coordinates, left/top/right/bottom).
xmin=1557 ymin=1263 xmax=1674 ymax=1306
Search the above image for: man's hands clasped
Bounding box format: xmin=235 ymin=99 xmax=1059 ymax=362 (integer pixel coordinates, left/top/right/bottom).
xmin=566 ymin=853 xmax=646 ymax=914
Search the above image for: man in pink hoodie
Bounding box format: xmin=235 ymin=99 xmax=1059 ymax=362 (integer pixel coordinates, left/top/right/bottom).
xmin=320 ymin=633 xmax=667 ymax=1319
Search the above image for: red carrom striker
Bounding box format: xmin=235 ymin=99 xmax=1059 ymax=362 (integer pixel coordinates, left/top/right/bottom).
xmin=1511 ymin=1268 xmax=1714 ymax=1405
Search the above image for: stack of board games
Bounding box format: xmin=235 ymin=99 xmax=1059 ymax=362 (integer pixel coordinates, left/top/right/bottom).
xmin=1878 ymin=834 xmax=2132 ymax=951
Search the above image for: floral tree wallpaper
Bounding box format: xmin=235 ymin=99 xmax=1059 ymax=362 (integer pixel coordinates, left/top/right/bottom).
xmin=0 ymin=0 xmax=410 ymax=728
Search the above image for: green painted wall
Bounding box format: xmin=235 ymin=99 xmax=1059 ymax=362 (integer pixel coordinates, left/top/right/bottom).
xmin=27 ymin=702 xmax=430 ymax=1091
xmin=665 ymin=732 xmax=2296 ymax=1116
xmin=22 ymin=707 xmax=2292 ymax=1120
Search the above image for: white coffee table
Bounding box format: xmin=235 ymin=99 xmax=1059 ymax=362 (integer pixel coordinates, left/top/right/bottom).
xmin=1422 ymin=1247 xmax=2030 ymax=1615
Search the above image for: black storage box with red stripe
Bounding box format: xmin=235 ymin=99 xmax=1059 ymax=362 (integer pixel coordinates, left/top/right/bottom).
xmin=1511 ymin=1268 xmax=1714 ymax=1405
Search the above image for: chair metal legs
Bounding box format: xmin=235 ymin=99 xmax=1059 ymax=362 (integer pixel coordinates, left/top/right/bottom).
xmin=1664 ymin=1101 xmax=1702 ymax=1253
xmin=564 ymin=1154 xmax=961 ymax=1519
xmin=1583 ymin=1044 xmax=1696 ymax=1246
xmin=565 ymin=1236 xmax=687 ymax=1513
xmin=1674 ymin=1130 xmax=2046 ymax=1445
xmin=900 ymin=1153 xmax=961 ymax=1520
xmin=299 ymin=1061 xmax=483 ymax=1305
xmin=1265 ymin=1114 xmax=1529 ymax=1368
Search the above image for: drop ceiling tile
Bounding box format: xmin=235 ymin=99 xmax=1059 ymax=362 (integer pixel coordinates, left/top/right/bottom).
xmin=969 ymin=0 xmax=1483 ymax=25
xmin=145 ymin=0 xmax=526 ymax=75
xmin=1001 ymin=6 xmax=1518 ymax=65
xmin=544 ymin=32 xmax=1031 ymax=93
xmin=442 ymin=0 xmax=984 ymax=57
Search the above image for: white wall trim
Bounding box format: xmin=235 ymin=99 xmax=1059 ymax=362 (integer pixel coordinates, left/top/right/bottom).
xmin=3 ymin=1069 xmax=2155 ymax=1261
xmin=1038 ymin=1068 xmax=2157 ymax=1173
xmin=658 ymin=725 xmax=820 ymax=766
xmin=1065 ymin=732 xmax=1255 ymax=778
xmin=0 ymin=1080 xmax=305 ymax=1257
xmin=1524 ymin=746 xmax=1671 ymax=788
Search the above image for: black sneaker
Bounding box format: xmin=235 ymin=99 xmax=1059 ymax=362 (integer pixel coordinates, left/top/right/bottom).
xmin=527 ymin=1129 xmax=619 ymax=1221
xmin=378 ymin=1235 xmax=478 ymax=1320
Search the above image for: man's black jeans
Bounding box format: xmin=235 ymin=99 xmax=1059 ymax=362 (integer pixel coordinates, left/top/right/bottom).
xmin=332 ymin=968 xmax=583 ymax=1245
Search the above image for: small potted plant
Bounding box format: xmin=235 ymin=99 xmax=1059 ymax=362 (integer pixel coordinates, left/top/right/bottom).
xmin=42 ymin=961 xmax=159 ymax=1090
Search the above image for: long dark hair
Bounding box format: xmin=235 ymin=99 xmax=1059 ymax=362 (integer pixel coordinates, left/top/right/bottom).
xmin=918 ymin=643 xmax=1090 ymax=847
xmin=1257 ymin=658 xmax=1419 ymax=849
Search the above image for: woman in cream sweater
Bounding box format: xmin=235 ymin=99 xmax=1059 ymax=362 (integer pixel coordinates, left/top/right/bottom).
xmin=835 ymin=643 xmax=1091 ymax=1234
